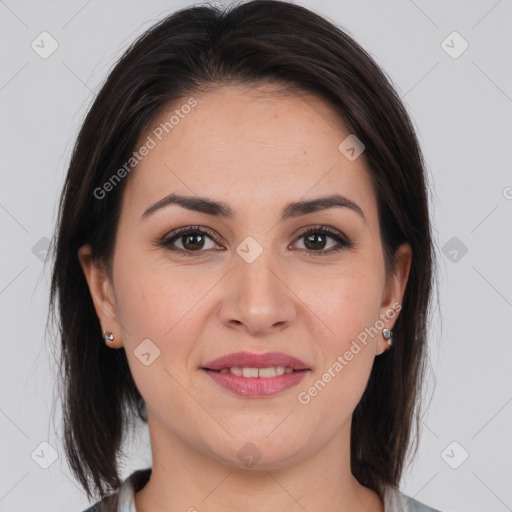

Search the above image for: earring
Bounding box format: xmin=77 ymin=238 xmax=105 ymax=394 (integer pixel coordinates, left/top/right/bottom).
xmin=102 ymin=329 xmax=114 ymax=345
xmin=382 ymin=328 xmax=393 ymax=348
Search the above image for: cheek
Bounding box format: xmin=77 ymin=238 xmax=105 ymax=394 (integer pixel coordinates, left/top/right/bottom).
xmin=302 ymin=282 xmax=380 ymax=420
xmin=112 ymin=248 xmax=217 ymax=372
xmin=111 ymin=254 xmax=204 ymax=414
xmin=305 ymin=262 xmax=383 ymax=344
xmin=299 ymin=265 xmax=383 ymax=407
xmin=112 ymin=242 xmax=193 ymax=332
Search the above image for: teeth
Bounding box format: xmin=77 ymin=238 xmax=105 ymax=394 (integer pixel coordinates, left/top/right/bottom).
xmin=219 ymin=366 xmax=295 ymax=378
xmin=242 ymin=367 xmax=259 ymax=378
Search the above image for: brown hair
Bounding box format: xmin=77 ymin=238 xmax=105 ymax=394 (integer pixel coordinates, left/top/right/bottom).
xmin=47 ymin=0 xmax=437 ymax=503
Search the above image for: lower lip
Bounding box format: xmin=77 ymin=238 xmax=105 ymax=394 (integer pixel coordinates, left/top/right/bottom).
xmin=202 ymin=369 xmax=309 ymax=397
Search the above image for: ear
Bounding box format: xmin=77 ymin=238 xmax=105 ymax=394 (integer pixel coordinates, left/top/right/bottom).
xmin=77 ymin=244 xmax=123 ymax=348
xmin=376 ymin=242 xmax=412 ymax=355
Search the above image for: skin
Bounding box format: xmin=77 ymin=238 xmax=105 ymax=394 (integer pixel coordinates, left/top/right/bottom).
xmin=78 ymin=83 xmax=412 ymax=512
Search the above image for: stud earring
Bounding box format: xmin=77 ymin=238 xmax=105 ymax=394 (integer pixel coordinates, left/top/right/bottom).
xmin=382 ymin=328 xmax=393 ymax=348
xmin=102 ymin=330 xmax=114 ymax=345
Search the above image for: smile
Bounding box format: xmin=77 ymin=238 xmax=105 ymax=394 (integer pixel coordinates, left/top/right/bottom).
xmin=202 ymin=367 xmax=310 ymax=397
xmin=218 ymin=366 xmax=295 ymax=377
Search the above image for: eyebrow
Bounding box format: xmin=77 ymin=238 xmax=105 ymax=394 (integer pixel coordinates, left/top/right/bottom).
xmin=140 ymin=192 xmax=365 ymax=223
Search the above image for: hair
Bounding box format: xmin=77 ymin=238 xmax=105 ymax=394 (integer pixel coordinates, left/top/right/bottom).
xmin=47 ymin=0 xmax=437 ymax=504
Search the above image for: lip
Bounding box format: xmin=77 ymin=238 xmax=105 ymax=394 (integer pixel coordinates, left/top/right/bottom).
xmin=202 ymin=351 xmax=310 ymax=371
xmin=203 ymin=368 xmax=309 ymax=397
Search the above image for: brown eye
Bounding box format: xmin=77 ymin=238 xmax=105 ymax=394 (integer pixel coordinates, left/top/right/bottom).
xmin=178 ymin=232 xmax=208 ymax=251
xmin=160 ymin=226 xmax=222 ymax=256
xmin=158 ymin=225 xmax=353 ymax=257
xmin=302 ymin=232 xmax=333 ymax=251
xmin=292 ymin=226 xmax=353 ymax=256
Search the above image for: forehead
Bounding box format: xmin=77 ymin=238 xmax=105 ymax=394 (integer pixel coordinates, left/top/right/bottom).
xmin=123 ymin=84 xmax=377 ymax=224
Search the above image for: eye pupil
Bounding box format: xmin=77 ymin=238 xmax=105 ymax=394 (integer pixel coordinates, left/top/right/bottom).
xmin=183 ymin=233 xmax=205 ymax=250
xmin=304 ymin=233 xmax=326 ymax=251
xmin=161 ymin=226 xmax=347 ymax=257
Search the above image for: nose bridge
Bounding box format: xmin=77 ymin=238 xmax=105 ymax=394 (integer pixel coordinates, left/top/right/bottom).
xmin=238 ymin=245 xmax=277 ymax=301
xmin=219 ymin=239 xmax=296 ymax=334
xmin=236 ymin=240 xmax=282 ymax=307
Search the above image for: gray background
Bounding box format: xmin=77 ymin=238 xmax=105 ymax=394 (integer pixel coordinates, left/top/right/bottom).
xmin=0 ymin=0 xmax=511 ymax=511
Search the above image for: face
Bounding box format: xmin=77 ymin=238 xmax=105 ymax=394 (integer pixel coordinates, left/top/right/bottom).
xmin=79 ymin=83 xmax=411 ymax=470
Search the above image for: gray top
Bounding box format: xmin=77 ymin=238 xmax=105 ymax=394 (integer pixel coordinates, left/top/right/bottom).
xmin=83 ymin=468 xmax=445 ymax=512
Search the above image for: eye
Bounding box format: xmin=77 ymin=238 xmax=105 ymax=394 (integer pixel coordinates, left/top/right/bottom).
xmin=158 ymin=226 xmax=222 ymax=256
xmin=291 ymin=225 xmax=354 ymax=256
xmin=157 ymin=224 xmax=354 ymax=257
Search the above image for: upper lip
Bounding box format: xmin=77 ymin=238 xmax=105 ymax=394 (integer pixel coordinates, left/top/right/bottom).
xmin=202 ymin=351 xmax=310 ymax=371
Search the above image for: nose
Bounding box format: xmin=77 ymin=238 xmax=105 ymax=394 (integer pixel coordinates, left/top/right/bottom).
xmin=217 ymin=249 xmax=297 ymax=337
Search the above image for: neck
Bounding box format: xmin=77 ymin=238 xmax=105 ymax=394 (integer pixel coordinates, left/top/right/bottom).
xmin=134 ymin=414 xmax=384 ymax=512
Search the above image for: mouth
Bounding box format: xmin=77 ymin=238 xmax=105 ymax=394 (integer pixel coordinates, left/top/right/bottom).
xmin=203 ymin=366 xmax=307 ymax=377
xmin=200 ymin=351 xmax=311 ymax=397
xmin=201 ymin=350 xmax=311 ymax=372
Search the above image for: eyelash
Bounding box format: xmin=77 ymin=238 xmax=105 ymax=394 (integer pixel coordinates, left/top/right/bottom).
xmin=156 ymin=225 xmax=355 ymax=257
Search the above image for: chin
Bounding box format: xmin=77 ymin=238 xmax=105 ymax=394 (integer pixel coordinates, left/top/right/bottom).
xmin=208 ymin=433 xmax=306 ymax=471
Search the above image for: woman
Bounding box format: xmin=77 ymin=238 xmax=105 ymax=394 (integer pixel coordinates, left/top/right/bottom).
xmin=48 ymin=1 xmax=442 ymax=510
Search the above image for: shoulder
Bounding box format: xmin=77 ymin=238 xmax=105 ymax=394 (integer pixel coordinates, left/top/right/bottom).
xmin=79 ymin=492 xmax=118 ymax=512
xmin=79 ymin=468 xmax=152 ymax=512
xmin=401 ymin=495 xmax=445 ymax=512
xmin=383 ymin=485 xmax=445 ymax=512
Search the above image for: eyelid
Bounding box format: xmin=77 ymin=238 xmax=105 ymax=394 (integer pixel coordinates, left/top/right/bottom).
xmin=159 ymin=225 xmax=224 ymax=254
xmin=157 ymin=224 xmax=354 ymax=255
xmin=293 ymin=225 xmax=351 ymax=244
xmin=290 ymin=225 xmax=354 ymax=255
